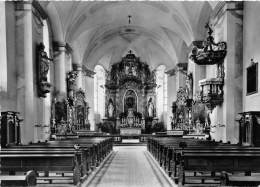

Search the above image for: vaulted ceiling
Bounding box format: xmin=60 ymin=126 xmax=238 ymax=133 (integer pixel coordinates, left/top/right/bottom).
xmin=40 ymin=1 xmax=217 ymax=71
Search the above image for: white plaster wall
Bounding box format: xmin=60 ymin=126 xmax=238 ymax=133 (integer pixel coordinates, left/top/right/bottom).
xmin=167 ymin=75 xmax=176 ymax=130
xmin=188 ymin=59 xmax=206 ymax=98
xmin=243 ymin=2 xmax=260 ymax=111
xmin=0 ymin=2 xmax=7 ymax=96
xmin=1 ymin=2 xmax=17 ymax=112
xmin=210 ymin=13 xmax=227 ymax=142
xmin=209 ymin=3 xmax=243 ymax=143
xmin=85 ymin=76 xmax=95 ymax=130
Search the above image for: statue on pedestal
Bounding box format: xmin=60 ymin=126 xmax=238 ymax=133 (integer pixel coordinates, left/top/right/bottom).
xmin=148 ymin=98 xmax=154 ymax=117
xmin=108 ymin=99 xmax=114 ymax=118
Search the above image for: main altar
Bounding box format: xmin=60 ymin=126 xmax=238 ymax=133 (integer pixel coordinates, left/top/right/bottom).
xmin=103 ymin=51 xmax=158 ymax=134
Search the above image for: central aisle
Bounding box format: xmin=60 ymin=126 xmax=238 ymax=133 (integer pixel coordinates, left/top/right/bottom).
xmin=83 ymin=146 xmax=176 ymax=187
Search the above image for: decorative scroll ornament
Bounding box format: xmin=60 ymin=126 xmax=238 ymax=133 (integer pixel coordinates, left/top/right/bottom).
xmin=105 ymin=51 xmax=156 ymax=89
xmin=176 ymin=87 xmax=189 ymax=106
xmin=190 ymin=23 xmax=227 ymax=65
xmin=37 ymin=43 xmax=52 ymax=97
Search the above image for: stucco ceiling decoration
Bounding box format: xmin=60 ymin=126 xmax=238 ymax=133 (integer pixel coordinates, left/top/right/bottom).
xmin=119 ymin=26 xmax=141 ymax=43
xmin=40 ymin=1 xmax=213 ymax=70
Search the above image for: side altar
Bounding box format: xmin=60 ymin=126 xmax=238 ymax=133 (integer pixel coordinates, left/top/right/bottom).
xmin=103 ymin=51 xmax=158 ymax=134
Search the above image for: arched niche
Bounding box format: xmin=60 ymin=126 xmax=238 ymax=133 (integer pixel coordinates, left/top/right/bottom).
xmin=123 ymin=89 xmax=138 ymax=113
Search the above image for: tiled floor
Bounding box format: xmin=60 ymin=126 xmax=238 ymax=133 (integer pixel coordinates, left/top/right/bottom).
xmin=84 ymin=146 xmax=176 ymax=187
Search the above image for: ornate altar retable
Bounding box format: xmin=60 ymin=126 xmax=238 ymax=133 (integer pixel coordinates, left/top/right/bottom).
xmin=104 ymin=51 xmax=157 ymax=134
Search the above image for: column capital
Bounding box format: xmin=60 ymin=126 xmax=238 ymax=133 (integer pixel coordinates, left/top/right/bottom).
xmin=165 ymin=68 xmax=176 ymax=77
xmin=53 ymin=41 xmax=73 ymax=54
xmin=72 ymin=63 xmax=82 ymax=71
xmin=16 ymin=1 xmax=33 ymax=11
xmin=82 ymin=66 xmax=95 ymax=78
xmin=53 ymin=40 xmax=66 ymax=49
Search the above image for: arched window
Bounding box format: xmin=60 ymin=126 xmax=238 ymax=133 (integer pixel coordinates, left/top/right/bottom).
xmin=156 ymin=65 xmax=168 ymax=122
xmin=94 ymin=65 xmax=106 ymax=123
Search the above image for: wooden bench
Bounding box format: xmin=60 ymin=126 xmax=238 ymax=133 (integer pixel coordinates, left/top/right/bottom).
xmin=148 ymin=137 xmax=260 ymax=186
xmin=8 ymin=137 xmax=113 ymax=169
xmin=1 ymin=137 xmax=113 ymax=185
xmin=0 ymin=150 xmax=82 ymax=185
xmin=221 ymin=173 xmax=260 ymax=186
xmin=0 ymin=170 xmax=37 ymax=187
xmin=177 ymin=149 xmax=260 ymax=186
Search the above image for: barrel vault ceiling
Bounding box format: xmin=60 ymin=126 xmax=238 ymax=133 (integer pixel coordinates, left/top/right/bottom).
xmin=40 ymin=1 xmax=218 ymax=70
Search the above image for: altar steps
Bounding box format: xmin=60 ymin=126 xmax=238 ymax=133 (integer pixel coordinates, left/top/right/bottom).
xmin=114 ymin=139 xmax=147 ymax=146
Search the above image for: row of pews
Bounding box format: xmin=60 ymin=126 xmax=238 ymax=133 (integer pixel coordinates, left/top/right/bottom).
xmin=0 ymin=137 xmax=113 ymax=186
xmin=148 ymin=136 xmax=260 ymax=186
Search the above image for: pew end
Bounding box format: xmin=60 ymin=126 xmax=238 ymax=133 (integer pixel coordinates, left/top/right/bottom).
xmin=221 ymin=172 xmax=260 ymax=186
xmin=0 ymin=170 xmax=37 ymax=187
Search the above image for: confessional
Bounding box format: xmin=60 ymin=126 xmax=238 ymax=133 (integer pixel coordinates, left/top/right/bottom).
xmin=1 ymin=111 xmax=22 ymax=147
xmin=238 ymin=111 xmax=260 ymax=146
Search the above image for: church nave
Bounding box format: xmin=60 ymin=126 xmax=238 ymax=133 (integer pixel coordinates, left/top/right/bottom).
xmin=1 ymin=1 xmax=260 ymax=186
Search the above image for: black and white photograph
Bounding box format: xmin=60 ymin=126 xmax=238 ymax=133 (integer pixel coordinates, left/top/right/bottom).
xmin=0 ymin=1 xmax=259 ymax=186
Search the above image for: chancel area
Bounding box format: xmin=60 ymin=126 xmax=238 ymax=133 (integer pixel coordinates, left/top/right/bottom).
xmin=1 ymin=1 xmax=260 ymax=186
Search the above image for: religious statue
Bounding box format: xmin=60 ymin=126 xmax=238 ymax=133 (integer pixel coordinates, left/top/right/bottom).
xmin=108 ymin=99 xmax=114 ymax=118
xmin=132 ymin=66 xmax=137 ymax=76
xmin=148 ymin=98 xmax=154 ymax=117
xmin=125 ymin=65 xmax=129 ymax=75
xmin=185 ymin=73 xmax=193 ymax=99
xmin=37 ymin=43 xmax=51 ymax=97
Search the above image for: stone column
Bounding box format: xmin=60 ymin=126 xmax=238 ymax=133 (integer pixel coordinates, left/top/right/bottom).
xmin=0 ymin=2 xmax=7 ymax=94
xmin=167 ymin=74 xmax=177 ymax=130
xmin=175 ymin=63 xmax=186 ymax=90
xmin=209 ymin=2 xmax=243 ymax=143
xmin=54 ymin=42 xmax=67 ymax=100
xmin=16 ymin=1 xmax=35 ymax=144
xmin=190 ymin=60 xmax=206 ymax=98
xmin=74 ymin=64 xmax=83 ymax=89
xmin=83 ymin=69 xmax=95 ymax=130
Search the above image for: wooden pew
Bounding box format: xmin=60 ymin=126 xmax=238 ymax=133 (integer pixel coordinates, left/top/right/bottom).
xmin=148 ymin=137 xmax=260 ymax=186
xmin=0 ymin=170 xmax=37 ymax=187
xmin=1 ymin=137 xmax=113 ymax=185
xmin=177 ymin=149 xmax=260 ymax=186
xmin=0 ymin=150 xmax=82 ymax=185
xmin=221 ymin=172 xmax=260 ymax=186
xmin=8 ymin=137 xmax=113 ymax=169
